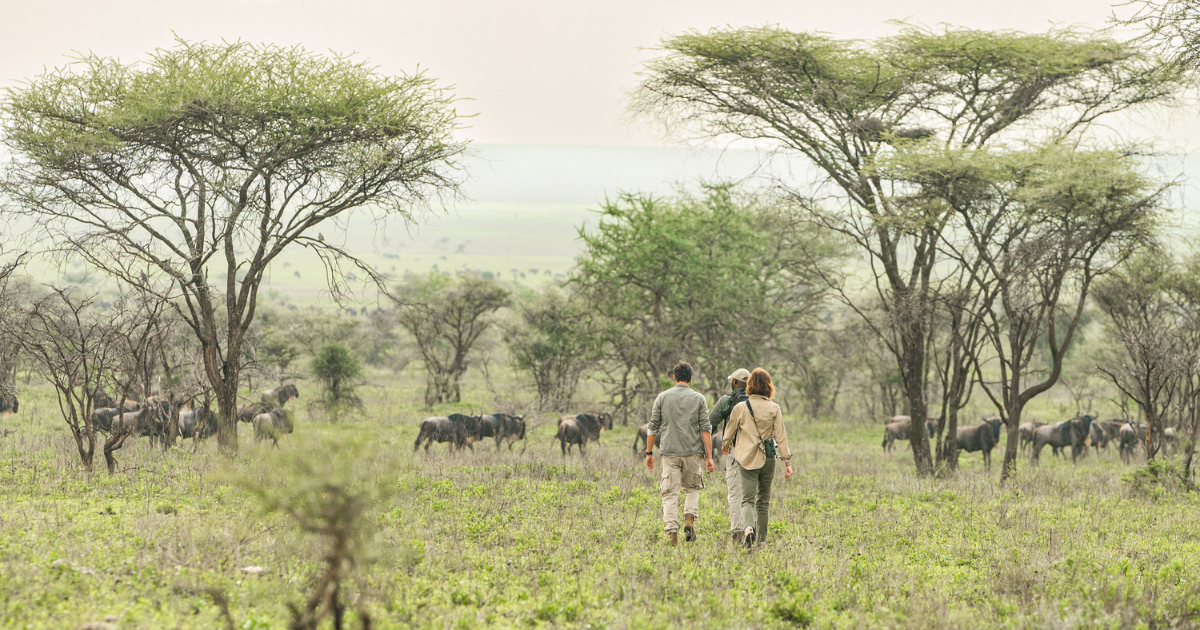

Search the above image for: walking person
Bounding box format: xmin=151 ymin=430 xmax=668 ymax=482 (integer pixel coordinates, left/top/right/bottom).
xmin=709 ymin=368 xmax=750 ymax=545
xmin=645 ymin=361 xmax=715 ymax=546
xmin=722 ymin=368 xmax=793 ymax=548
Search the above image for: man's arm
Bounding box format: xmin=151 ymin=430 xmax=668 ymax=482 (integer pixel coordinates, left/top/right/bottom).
xmin=699 ymin=396 xmax=713 ymax=472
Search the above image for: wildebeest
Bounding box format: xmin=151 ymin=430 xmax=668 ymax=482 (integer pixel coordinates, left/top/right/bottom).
xmin=1031 ymin=415 xmax=1093 ymax=464
xmin=413 ymin=414 xmax=479 ymax=453
xmin=556 ymin=412 xmax=613 ymax=456
xmin=1119 ymin=422 xmax=1140 ymax=464
xmin=91 ymin=388 xmax=114 ymax=410
xmin=90 ymin=407 xmax=122 ymax=433
xmin=178 ymin=406 xmax=216 ymax=441
xmin=237 ymin=402 xmax=272 ymax=423
xmin=1018 ymin=421 xmax=1045 ymax=452
xmin=476 ymin=413 xmax=526 ymax=450
xmin=633 ymin=423 xmax=649 ymax=456
xmin=111 ymin=408 xmax=167 ymax=446
xmin=0 ymin=393 xmax=17 ymax=416
xmin=881 ymin=416 xmax=939 ymax=453
xmin=260 ymin=384 xmax=300 ymax=408
xmin=956 ymin=417 xmax=1003 ymax=469
xmin=252 ymin=408 xmax=293 ymax=448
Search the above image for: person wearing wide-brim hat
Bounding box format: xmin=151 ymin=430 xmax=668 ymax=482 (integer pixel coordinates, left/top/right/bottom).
xmin=709 ymin=367 xmax=750 ymax=545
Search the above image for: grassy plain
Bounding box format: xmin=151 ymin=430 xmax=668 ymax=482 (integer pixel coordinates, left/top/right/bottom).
xmin=1 ymin=363 xmax=1199 ymax=630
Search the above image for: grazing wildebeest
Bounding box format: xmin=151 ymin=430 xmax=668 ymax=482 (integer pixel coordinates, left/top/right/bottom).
xmin=90 ymin=407 xmax=121 ymax=433
xmin=260 ymin=384 xmax=300 ymax=408
xmin=111 ymin=408 xmax=166 ymax=445
xmin=1018 ymin=420 xmax=1045 ymax=452
xmin=178 ymin=406 xmax=215 ymax=440
xmin=91 ymin=388 xmax=114 ymax=410
xmin=957 ymin=417 xmax=1004 ymax=469
xmin=1032 ymin=415 xmax=1093 ymax=464
xmin=1163 ymin=426 xmax=1179 ymax=455
xmin=1119 ymin=423 xmax=1139 ymax=464
xmin=556 ymin=412 xmax=613 ymax=456
xmin=252 ymin=409 xmax=293 ymax=448
xmin=0 ymin=392 xmax=17 ymax=416
xmin=881 ymin=416 xmax=939 ymax=453
xmin=237 ymin=402 xmax=272 ymax=423
xmin=413 ymin=415 xmax=478 ymax=453
xmin=633 ymin=423 xmax=649 ymax=456
xmin=476 ymin=413 xmax=526 ymax=450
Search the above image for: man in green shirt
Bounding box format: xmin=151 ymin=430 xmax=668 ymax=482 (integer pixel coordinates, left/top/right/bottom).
xmin=710 ymin=368 xmax=750 ymax=545
xmin=645 ymin=361 xmax=714 ymax=546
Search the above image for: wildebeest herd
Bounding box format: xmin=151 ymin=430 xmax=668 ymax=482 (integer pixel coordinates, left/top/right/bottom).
xmin=83 ymin=384 xmax=301 ymax=448
xmin=414 ymin=412 xmax=529 ymax=452
xmin=883 ymin=412 xmax=1181 ymax=468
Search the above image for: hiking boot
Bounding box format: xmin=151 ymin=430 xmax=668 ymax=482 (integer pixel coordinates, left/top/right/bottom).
xmin=743 ymin=527 xmax=755 ymax=549
xmin=668 ymin=531 xmax=678 ymax=546
xmin=684 ymin=525 xmax=696 ymax=542
xmin=732 ymin=530 xmax=744 ymax=546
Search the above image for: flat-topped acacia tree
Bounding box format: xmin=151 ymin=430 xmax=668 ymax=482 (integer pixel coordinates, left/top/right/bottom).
xmin=1 ymin=40 xmax=467 ymax=453
xmin=634 ymin=24 xmax=1180 ymax=475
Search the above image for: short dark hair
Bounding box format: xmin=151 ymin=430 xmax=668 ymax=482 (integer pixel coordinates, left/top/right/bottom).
xmin=746 ymin=367 xmax=774 ymax=398
xmin=672 ymin=361 xmax=693 ymax=383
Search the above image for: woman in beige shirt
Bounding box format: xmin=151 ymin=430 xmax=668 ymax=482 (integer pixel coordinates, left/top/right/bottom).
xmin=721 ymin=368 xmax=793 ymax=548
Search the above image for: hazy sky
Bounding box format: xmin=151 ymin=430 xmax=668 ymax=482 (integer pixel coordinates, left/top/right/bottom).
xmin=0 ymin=0 xmax=1186 ymax=147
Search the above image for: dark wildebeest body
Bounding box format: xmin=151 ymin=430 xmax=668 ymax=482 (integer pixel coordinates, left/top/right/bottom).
xmin=90 ymin=407 xmax=121 ymax=433
xmin=1032 ymin=415 xmax=1092 ymax=464
xmin=178 ymin=406 xmax=215 ymax=440
xmin=260 ymin=384 xmax=300 ymax=407
xmin=1018 ymin=421 xmax=1045 ymax=452
xmin=881 ymin=416 xmax=938 ymax=453
xmin=237 ymin=402 xmax=272 ymax=423
xmin=413 ymin=414 xmax=479 ymax=453
xmin=556 ymin=412 xmax=613 ymax=456
xmin=252 ymin=409 xmax=293 ymax=447
xmin=0 ymin=393 xmax=17 ymax=416
xmin=1119 ymin=423 xmax=1139 ymax=464
xmin=957 ymin=417 xmax=1003 ymax=469
xmin=476 ymin=413 xmax=526 ymax=450
xmin=633 ymin=423 xmax=649 ymax=456
xmin=112 ymin=407 xmax=166 ymax=446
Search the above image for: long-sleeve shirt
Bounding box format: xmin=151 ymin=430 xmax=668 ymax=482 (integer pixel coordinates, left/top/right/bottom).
xmin=723 ymin=394 xmax=792 ymax=470
xmin=709 ymin=387 xmax=748 ymax=439
xmin=648 ymin=383 xmax=711 ymax=457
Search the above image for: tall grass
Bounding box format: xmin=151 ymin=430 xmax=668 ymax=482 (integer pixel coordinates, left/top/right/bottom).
xmin=1 ymin=366 xmax=1198 ymax=629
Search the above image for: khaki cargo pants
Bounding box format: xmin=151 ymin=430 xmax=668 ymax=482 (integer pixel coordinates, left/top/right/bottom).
xmin=660 ymin=454 xmax=704 ymax=533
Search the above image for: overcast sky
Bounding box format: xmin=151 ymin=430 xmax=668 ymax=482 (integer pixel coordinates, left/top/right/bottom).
xmin=2 ymin=0 xmax=1191 ymax=147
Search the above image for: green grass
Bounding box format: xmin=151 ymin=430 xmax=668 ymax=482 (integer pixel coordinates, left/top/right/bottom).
xmin=1 ymin=366 xmax=1198 ymax=629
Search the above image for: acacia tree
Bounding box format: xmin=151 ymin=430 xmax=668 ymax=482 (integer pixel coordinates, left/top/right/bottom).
xmin=1 ymin=40 xmax=466 ymax=453
xmin=635 ymin=24 xmax=1178 ymax=475
xmin=1095 ymin=250 xmax=1183 ymax=463
xmin=2 ymin=288 xmax=149 ymax=473
xmin=571 ymin=185 xmax=836 ymax=423
xmin=504 ymin=286 xmax=597 ymax=411
xmin=396 ymin=272 xmax=509 ymax=409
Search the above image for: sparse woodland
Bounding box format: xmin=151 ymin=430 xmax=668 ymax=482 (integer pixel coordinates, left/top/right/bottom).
xmin=8 ymin=8 xmax=1200 ymax=627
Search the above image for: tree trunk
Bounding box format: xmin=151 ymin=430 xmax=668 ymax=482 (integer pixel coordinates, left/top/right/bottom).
xmin=1183 ymin=393 xmax=1199 ymax=485
xmin=1000 ymin=402 xmax=1026 ymax=483
xmin=901 ymin=319 xmax=934 ymax=476
xmin=215 ymin=379 xmax=239 ymax=454
xmin=944 ymin=405 xmax=960 ymax=473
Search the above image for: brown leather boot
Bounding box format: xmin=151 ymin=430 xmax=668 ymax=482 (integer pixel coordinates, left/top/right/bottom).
xmin=668 ymin=531 xmax=678 ymax=546
xmin=683 ymin=514 xmax=696 ymax=542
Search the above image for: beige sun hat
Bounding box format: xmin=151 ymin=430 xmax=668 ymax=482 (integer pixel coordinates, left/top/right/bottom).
xmin=727 ymin=368 xmax=751 ymax=383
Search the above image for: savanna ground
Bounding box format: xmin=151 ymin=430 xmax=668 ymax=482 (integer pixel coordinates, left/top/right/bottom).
xmin=2 ymin=365 xmax=1199 ymax=630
